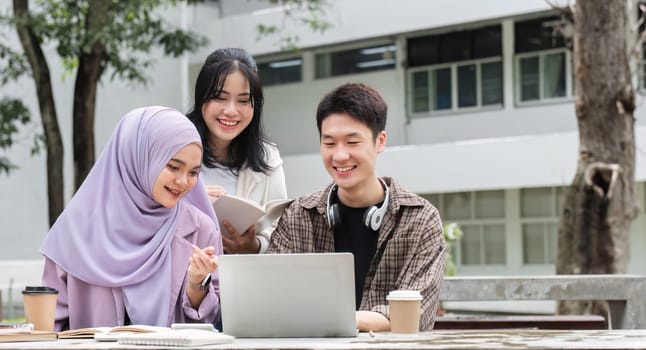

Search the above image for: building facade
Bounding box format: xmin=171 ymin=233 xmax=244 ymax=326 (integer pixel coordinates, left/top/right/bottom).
xmin=189 ymin=0 xmax=646 ymax=277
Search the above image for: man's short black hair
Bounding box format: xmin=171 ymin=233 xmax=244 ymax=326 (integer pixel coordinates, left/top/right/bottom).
xmin=316 ymin=83 xmax=387 ymax=140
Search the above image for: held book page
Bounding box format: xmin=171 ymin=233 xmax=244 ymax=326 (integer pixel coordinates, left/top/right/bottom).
xmin=213 ymin=195 xmax=293 ymax=234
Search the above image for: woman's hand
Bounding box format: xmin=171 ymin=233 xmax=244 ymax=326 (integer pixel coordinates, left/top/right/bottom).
xmin=221 ymin=222 xmax=260 ymax=254
xmin=187 ymin=245 xmax=218 ymax=287
xmin=205 ymin=185 xmax=227 ymax=203
xmin=186 ymin=245 xmax=218 ymax=308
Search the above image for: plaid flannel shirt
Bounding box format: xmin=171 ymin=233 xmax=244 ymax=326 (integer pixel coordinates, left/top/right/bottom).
xmin=268 ymin=177 xmax=446 ymax=330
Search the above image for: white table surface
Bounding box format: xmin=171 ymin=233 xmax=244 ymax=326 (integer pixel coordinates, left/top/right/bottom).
xmin=2 ymin=329 xmax=646 ymax=349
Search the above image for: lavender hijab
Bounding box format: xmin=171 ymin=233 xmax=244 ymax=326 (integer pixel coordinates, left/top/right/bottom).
xmin=40 ymin=106 xmax=217 ymax=326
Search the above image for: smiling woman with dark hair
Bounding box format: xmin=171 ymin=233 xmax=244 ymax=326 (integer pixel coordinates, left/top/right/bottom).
xmin=186 ymin=48 xmax=288 ymax=255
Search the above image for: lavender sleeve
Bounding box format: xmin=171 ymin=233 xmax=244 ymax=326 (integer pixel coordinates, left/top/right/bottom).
xmin=175 ymin=205 xmax=222 ymax=323
xmin=42 ymin=258 xmax=69 ymax=332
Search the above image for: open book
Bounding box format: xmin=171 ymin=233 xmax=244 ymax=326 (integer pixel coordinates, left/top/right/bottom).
xmin=213 ymin=195 xmax=293 ymax=234
xmin=0 ymin=323 xmax=57 ymax=343
xmin=58 ymin=324 xmax=168 ymax=339
xmin=0 ymin=322 xmax=33 ymax=335
xmin=0 ymin=330 xmax=57 ymax=343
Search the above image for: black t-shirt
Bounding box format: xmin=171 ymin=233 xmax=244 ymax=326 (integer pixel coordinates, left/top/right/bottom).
xmin=333 ymin=201 xmax=379 ymax=309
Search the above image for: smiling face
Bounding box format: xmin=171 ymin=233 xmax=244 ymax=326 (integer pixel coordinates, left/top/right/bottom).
xmin=200 ymin=70 xmax=254 ymax=156
xmin=152 ymin=143 xmax=202 ymax=208
xmin=320 ymin=113 xmax=386 ymax=196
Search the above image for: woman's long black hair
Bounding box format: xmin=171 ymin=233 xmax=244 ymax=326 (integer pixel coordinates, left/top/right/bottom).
xmin=187 ymin=48 xmax=271 ymax=175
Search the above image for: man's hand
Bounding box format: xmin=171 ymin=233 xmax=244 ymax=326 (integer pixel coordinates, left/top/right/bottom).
xmin=356 ymin=310 xmax=390 ymax=332
xmin=221 ymin=221 xmax=260 ymax=254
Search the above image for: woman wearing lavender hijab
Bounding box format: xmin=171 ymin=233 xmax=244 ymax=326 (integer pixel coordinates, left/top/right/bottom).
xmin=40 ymin=106 xmax=222 ymax=331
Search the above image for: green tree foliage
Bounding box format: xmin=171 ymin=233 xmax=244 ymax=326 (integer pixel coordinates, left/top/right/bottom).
xmin=0 ymin=0 xmax=208 ymax=225
xmin=442 ymin=222 xmax=463 ymax=276
xmin=0 ymin=39 xmax=32 ymax=173
xmin=0 ymin=0 xmax=329 ymax=226
xmin=0 ymin=98 xmax=31 ymax=174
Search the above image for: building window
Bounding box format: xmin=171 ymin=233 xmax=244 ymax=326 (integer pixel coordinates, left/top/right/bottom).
xmin=639 ymin=3 xmax=646 ymax=89
xmin=411 ymin=71 xmax=429 ymax=112
xmin=258 ymin=58 xmax=302 ymax=86
xmin=516 ymin=49 xmax=568 ymax=102
xmin=432 ymin=67 xmax=452 ymax=110
xmin=514 ymin=16 xmax=571 ymax=104
xmin=407 ymin=25 xmax=503 ymax=116
xmin=424 ymin=190 xmax=506 ymax=266
xmin=315 ymin=44 xmax=396 ymax=79
xmin=520 ymin=187 xmax=564 ymax=265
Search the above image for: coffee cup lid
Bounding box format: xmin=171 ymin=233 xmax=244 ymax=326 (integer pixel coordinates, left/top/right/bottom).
xmin=386 ymin=290 xmax=422 ymax=301
xmin=22 ymin=286 xmax=58 ymax=295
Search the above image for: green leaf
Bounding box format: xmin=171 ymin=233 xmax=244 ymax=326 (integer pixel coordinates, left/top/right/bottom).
xmin=256 ymin=0 xmax=332 ymax=51
xmin=442 ymin=222 xmax=463 ymax=276
xmin=0 ymin=156 xmax=18 ymax=176
xmin=0 ymin=42 xmax=29 ymax=85
xmin=0 ymin=98 xmax=32 ymax=175
xmin=0 ymin=98 xmax=31 ymax=148
xmin=158 ymin=30 xmax=207 ymax=58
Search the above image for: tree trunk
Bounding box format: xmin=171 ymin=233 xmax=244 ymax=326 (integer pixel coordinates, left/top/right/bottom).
xmin=13 ymin=0 xmax=64 ymax=227
xmin=72 ymin=0 xmax=108 ymax=190
xmin=557 ymin=0 xmax=638 ymax=317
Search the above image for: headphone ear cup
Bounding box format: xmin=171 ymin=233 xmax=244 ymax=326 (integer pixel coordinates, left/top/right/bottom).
xmin=363 ymin=206 xmax=379 ymax=231
xmin=370 ymin=209 xmax=384 ymax=231
xmin=364 ymin=204 xmax=387 ymax=231
xmin=328 ymin=203 xmax=341 ymax=228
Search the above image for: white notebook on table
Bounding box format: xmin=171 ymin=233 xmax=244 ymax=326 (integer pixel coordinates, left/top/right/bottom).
xmin=117 ymin=329 xmax=234 ymax=347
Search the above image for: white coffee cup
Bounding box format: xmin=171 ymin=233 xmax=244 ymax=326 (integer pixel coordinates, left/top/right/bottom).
xmin=386 ymin=290 xmax=423 ymax=334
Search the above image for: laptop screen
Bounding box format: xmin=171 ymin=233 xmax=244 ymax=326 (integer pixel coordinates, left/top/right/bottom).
xmin=218 ymin=253 xmax=357 ymax=338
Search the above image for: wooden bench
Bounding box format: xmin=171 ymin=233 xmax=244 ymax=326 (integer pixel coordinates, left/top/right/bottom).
xmin=434 ymin=315 xmax=607 ymax=330
xmin=437 ymin=275 xmax=646 ymax=329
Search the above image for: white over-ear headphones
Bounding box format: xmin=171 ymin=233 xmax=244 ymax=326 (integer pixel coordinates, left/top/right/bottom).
xmin=326 ymin=178 xmax=390 ymax=231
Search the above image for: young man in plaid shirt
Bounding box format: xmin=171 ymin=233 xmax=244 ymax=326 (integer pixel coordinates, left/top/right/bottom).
xmin=268 ymin=83 xmax=446 ymax=332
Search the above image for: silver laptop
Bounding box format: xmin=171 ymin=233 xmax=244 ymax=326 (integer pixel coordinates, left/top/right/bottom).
xmin=218 ymin=253 xmax=357 ymax=338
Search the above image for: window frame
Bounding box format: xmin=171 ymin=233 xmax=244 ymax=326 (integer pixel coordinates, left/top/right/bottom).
xmin=426 ymin=190 xmax=507 ymax=268
xmin=256 ymin=56 xmax=303 ymax=87
xmin=313 ymin=42 xmax=397 ymax=79
xmin=514 ymin=48 xmax=573 ymax=106
xmin=639 ymin=42 xmax=646 ymax=91
xmin=519 ymin=186 xmax=563 ymax=266
xmin=407 ymin=56 xmax=504 ymax=118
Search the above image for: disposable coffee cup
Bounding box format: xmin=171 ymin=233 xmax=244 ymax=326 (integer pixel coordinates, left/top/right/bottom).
xmin=387 ymin=290 xmax=422 ymax=334
xmin=22 ymin=286 xmax=58 ymax=331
